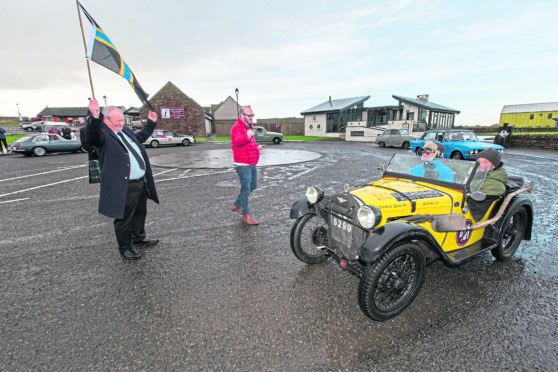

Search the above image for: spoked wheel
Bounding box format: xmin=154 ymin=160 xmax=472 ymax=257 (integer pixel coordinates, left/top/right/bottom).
xmin=358 ymin=242 xmax=425 ymax=321
xmin=290 ymin=214 xmax=329 ymax=264
xmin=32 ymin=147 xmax=47 ymax=157
xmin=150 ymin=140 xmax=159 ymax=148
xmin=491 ymin=208 xmax=527 ymax=261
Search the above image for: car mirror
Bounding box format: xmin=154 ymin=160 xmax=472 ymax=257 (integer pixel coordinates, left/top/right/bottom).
xmin=469 ymin=191 xmax=487 ymax=201
xmin=377 ymin=164 xmax=385 ymax=172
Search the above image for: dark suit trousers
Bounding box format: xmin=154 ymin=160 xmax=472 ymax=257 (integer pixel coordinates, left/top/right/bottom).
xmin=114 ymin=180 xmax=147 ymax=249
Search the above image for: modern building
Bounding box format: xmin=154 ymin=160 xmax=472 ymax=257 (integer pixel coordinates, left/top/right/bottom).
xmin=499 ymin=102 xmax=558 ymax=128
xmin=300 ymin=94 xmax=460 ymax=141
xmin=300 ymin=96 xmax=370 ymax=137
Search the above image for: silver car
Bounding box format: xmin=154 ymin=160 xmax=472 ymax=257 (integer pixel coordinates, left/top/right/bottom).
xmin=143 ymin=130 xmax=195 ymax=148
xmin=375 ymin=129 xmax=416 ymax=149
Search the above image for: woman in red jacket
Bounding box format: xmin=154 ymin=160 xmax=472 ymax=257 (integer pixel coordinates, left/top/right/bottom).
xmin=230 ymin=106 xmax=263 ymax=225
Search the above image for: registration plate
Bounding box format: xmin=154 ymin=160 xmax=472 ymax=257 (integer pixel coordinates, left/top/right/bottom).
xmin=330 ymin=215 xmax=353 ymax=246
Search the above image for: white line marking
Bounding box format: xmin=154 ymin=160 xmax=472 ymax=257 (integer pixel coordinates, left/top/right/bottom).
xmin=0 ymin=176 xmax=88 ymax=198
xmin=153 ymin=168 xmax=178 ymax=176
xmin=0 ymin=197 xmax=30 ymax=204
xmin=0 ymin=165 xmax=86 ymax=183
xmin=155 ymin=169 xmax=233 ymax=183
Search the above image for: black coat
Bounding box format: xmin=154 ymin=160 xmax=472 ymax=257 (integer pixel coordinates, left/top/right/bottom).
xmin=85 ymin=114 xmax=159 ymax=219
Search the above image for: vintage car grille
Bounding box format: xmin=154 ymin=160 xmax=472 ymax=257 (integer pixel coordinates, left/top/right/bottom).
xmin=324 ymin=192 xmax=368 ymax=260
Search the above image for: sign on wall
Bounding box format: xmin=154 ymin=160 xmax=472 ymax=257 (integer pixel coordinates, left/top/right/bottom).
xmin=161 ymin=107 xmax=185 ymax=119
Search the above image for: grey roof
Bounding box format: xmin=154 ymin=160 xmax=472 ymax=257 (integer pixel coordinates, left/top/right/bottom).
xmin=37 ymin=106 xmax=127 ymax=117
xmin=501 ymin=102 xmax=558 ymax=114
xmin=301 ymin=96 xmax=370 ymax=114
xmin=392 ymin=95 xmax=460 ymax=114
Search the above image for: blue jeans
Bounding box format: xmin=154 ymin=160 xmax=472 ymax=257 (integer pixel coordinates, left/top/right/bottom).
xmin=234 ymin=165 xmax=258 ymax=215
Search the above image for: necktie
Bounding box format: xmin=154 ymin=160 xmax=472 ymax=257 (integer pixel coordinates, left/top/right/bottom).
xmin=117 ymin=132 xmax=146 ymax=171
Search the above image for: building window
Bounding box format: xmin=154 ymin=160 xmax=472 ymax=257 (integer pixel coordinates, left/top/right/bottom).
xmin=530 ymin=114 xmax=534 ymax=120
xmin=548 ymin=113 xmax=553 ymax=119
xmin=406 ymin=112 xmax=415 ymax=120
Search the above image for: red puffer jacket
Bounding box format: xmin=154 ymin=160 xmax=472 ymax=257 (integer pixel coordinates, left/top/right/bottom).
xmin=230 ymin=118 xmax=260 ymax=165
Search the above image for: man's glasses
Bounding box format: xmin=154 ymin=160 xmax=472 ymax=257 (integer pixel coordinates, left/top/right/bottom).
xmin=242 ymin=113 xmax=255 ymax=117
xmin=424 ymin=149 xmax=435 ymax=154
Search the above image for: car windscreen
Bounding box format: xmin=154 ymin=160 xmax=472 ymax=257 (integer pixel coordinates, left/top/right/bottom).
xmin=448 ymin=131 xmax=478 ymax=141
xmin=384 ymin=154 xmax=485 ymax=186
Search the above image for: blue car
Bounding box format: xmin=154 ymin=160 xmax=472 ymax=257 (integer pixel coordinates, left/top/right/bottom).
xmin=410 ymin=129 xmax=504 ymax=160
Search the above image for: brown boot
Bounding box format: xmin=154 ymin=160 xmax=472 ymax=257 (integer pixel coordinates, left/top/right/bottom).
xmin=242 ymin=213 xmax=259 ymax=225
xmin=230 ymin=205 xmax=242 ymax=214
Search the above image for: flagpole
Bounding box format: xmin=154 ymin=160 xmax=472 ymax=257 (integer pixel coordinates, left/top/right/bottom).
xmin=76 ymin=0 xmax=95 ymax=99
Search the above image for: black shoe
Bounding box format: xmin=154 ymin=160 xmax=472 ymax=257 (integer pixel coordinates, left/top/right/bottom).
xmin=133 ymin=238 xmax=159 ymax=246
xmin=119 ymin=247 xmax=142 ymax=260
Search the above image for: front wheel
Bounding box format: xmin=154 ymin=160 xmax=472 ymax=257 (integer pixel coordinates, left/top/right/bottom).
xmin=402 ymin=141 xmax=410 ymax=149
xmin=150 ymin=140 xmax=159 ymax=148
xmin=182 ymin=138 xmax=191 ymax=146
xmin=491 ymin=208 xmax=527 ymax=261
xmin=358 ymin=242 xmax=426 ymax=321
xmin=273 ymin=137 xmax=282 ymax=144
xmin=416 ymin=147 xmax=423 ymax=156
xmin=451 ymin=151 xmax=463 ymax=159
xmin=32 ymin=147 xmax=47 ymax=157
xmin=290 ymin=214 xmax=329 ymax=264
xmin=378 ymin=142 xmax=385 ymax=148
xmin=26 ymin=127 xmax=33 ymax=132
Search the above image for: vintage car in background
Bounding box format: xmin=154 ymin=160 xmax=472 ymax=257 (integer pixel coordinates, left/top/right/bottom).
xmin=20 ymin=122 xmax=43 ymax=132
xmin=253 ymin=126 xmax=283 ymax=144
xmin=375 ymin=128 xmax=417 ymax=149
xmin=9 ymin=134 xmax=84 ymax=156
xmin=142 ymin=130 xmax=195 ymax=148
xmin=289 ymin=153 xmax=533 ymax=321
xmin=410 ymin=129 xmax=504 ymax=160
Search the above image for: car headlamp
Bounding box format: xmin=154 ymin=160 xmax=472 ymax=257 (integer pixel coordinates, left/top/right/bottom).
xmin=305 ymin=186 xmax=324 ymax=205
xmin=357 ymin=205 xmax=381 ymax=229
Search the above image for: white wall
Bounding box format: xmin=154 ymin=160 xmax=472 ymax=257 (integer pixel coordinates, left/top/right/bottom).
xmin=304 ymin=113 xmax=328 ymax=136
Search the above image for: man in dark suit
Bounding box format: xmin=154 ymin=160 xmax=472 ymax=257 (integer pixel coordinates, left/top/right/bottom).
xmin=86 ymin=98 xmax=159 ymax=260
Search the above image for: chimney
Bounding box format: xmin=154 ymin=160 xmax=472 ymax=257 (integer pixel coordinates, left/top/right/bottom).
xmin=329 ymin=96 xmax=332 ymax=107
xmin=417 ymin=94 xmax=429 ymax=102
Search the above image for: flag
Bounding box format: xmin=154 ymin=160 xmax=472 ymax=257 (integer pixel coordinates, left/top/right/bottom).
xmin=78 ymin=2 xmax=154 ymax=111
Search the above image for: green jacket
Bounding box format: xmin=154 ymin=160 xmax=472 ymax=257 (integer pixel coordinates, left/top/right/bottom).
xmin=478 ymin=166 xmax=508 ymax=196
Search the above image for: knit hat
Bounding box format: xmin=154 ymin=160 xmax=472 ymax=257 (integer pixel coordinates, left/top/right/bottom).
xmin=477 ymin=148 xmax=501 ymax=166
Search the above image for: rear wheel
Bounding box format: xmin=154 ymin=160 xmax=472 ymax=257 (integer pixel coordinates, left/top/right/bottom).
xmin=290 ymin=214 xmax=329 ymax=264
xmin=182 ymin=138 xmax=191 ymax=146
xmin=150 ymin=140 xmax=159 ymax=148
xmin=32 ymin=147 xmax=47 ymax=157
xmin=451 ymin=151 xmax=463 ymax=159
xmin=491 ymin=208 xmax=527 ymax=261
xmin=358 ymin=242 xmax=425 ymax=321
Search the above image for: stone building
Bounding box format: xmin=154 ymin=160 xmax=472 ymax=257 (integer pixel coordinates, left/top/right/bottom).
xmin=140 ymin=81 xmax=206 ymax=137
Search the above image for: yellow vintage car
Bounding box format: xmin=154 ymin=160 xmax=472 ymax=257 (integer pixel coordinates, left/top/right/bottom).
xmin=289 ymin=153 xmax=534 ymax=321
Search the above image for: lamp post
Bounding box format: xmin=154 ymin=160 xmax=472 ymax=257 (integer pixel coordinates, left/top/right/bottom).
xmin=16 ymin=103 xmax=22 ymax=122
xmin=102 ymin=95 xmax=107 ymax=106
xmin=235 ymin=88 xmax=239 ymax=118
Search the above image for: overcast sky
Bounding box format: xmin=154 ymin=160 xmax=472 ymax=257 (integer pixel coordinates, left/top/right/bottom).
xmin=1 ymin=0 xmax=556 ymax=125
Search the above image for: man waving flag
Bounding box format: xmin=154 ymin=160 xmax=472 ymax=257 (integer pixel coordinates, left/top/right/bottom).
xmin=77 ymin=1 xmax=153 ymax=110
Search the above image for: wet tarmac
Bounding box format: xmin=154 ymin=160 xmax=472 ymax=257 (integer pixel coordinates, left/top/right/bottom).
xmin=0 ymin=142 xmax=557 ymax=371
xmin=150 ymin=147 xmax=322 ymax=168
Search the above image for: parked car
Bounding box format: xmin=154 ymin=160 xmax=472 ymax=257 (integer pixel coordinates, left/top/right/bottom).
xmin=9 ymin=134 xmax=84 ymax=156
xmin=20 ymin=122 xmax=43 ymax=132
xmin=375 ymin=128 xmax=416 ymax=148
xmin=410 ymin=129 xmax=504 ymax=160
xmin=289 ymin=153 xmax=533 ymax=321
xmin=143 ymin=130 xmax=195 ymax=148
xmin=253 ymin=126 xmax=283 ymax=144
